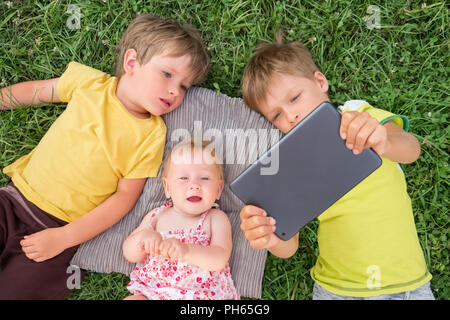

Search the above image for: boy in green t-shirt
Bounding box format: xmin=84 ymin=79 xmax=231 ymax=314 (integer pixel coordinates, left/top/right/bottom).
xmin=239 ymin=36 xmax=434 ymax=299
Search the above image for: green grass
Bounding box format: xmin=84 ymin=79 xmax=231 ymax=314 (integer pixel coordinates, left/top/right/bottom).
xmin=1 ymin=0 xmax=448 ymax=300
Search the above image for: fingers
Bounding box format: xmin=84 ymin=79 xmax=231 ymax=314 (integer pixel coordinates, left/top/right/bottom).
xmin=140 ymin=230 xmax=163 ymax=256
xmin=249 ymin=236 xmax=274 ymax=250
xmin=239 ymin=205 xmax=277 ymax=250
xmin=150 ymin=238 xmax=160 ymax=256
xmin=340 ymin=111 xmax=382 ymax=154
xmin=366 ymin=124 xmax=388 ymax=155
xmin=20 ymin=241 xmax=45 ymax=262
xmin=159 ymin=239 xmax=181 ymax=260
xmin=351 ymin=117 xmax=379 ymax=154
xmin=339 ymin=111 xmax=358 ymax=140
xmin=143 ymin=238 xmax=161 ymax=256
xmin=243 ymin=217 xmax=275 ymax=241
xmin=240 ymin=206 xmax=275 ymax=232
xmin=166 ymin=245 xmax=178 ymax=260
xmin=240 ymin=205 xmax=266 ymax=221
xmin=158 ymin=240 xmax=169 ymax=258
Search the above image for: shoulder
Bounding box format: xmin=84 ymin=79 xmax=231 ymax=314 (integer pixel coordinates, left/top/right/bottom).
xmin=60 ymin=62 xmax=108 ymax=82
xmin=207 ymin=208 xmax=231 ymax=227
xmin=140 ymin=208 xmax=158 ymax=225
xmin=57 ymin=61 xmax=111 ymax=102
xmin=142 ymin=204 xmax=171 ymax=224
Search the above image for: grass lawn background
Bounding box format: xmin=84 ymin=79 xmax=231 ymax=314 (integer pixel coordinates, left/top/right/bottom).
xmin=0 ymin=0 xmax=448 ymax=300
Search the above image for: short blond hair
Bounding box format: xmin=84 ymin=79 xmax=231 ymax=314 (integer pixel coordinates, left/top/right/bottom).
xmin=161 ymin=140 xmax=224 ymax=180
xmin=242 ymin=33 xmax=319 ymax=113
xmin=115 ymin=14 xmax=210 ymax=84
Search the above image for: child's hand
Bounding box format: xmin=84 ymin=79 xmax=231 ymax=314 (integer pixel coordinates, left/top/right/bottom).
xmin=159 ymin=238 xmax=188 ymax=260
xmin=20 ymin=227 xmax=67 ymax=262
xmin=239 ymin=205 xmax=278 ymax=250
xmin=139 ymin=230 xmax=163 ymax=256
xmin=340 ymin=111 xmax=388 ymax=156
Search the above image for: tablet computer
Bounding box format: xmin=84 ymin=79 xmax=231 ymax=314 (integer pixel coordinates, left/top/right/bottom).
xmin=229 ymin=101 xmax=382 ymax=241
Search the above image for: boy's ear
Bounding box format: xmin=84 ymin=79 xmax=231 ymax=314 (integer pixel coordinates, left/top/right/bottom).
xmin=313 ymin=71 xmax=329 ymax=93
xmin=162 ymin=177 xmax=171 ymax=198
xmin=123 ymin=49 xmax=139 ymax=75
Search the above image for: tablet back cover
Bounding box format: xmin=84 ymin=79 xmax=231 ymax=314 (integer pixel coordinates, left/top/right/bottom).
xmin=230 ymin=102 xmax=382 ymax=240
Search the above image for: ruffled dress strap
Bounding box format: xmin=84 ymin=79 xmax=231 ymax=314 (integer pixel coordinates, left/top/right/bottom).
xmin=146 ymin=201 xmax=172 ymax=230
xmin=195 ymin=202 xmax=219 ymax=231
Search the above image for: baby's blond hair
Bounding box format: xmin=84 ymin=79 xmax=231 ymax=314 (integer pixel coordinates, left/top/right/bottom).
xmin=161 ymin=140 xmax=224 ymax=181
xmin=242 ymin=32 xmax=319 ymax=113
xmin=115 ymin=14 xmax=210 ymax=84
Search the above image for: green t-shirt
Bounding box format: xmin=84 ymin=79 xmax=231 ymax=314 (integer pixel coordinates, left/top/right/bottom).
xmin=310 ymin=100 xmax=431 ymax=297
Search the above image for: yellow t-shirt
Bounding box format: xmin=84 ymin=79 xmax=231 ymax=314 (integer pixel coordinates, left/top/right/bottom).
xmin=310 ymin=100 xmax=431 ymax=297
xmin=3 ymin=62 xmax=166 ymax=223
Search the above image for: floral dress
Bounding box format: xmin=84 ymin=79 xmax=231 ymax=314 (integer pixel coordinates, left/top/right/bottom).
xmin=127 ymin=202 xmax=240 ymax=300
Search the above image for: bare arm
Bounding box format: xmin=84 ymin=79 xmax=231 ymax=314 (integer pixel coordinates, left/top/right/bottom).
xmin=21 ymin=178 xmax=146 ymax=262
xmin=62 ymin=178 xmax=146 ymax=248
xmin=183 ymin=210 xmax=233 ymax=271
xmin=381 ymin=121 xmax=421 ymax=164
xmin=0 ymin=78 xmax=61 ymax=109
xmin=266 ymin=233 xmax=299 ymax=258
xmin=340 ymin=112 xmax=421 ymax=164
xmin=159 ymin=210 xmax=233 ymax=271
xmin=239 ymin=205 xmax=299 ymax=259
xmin=122 ymin=209 xmax=161 ymax=263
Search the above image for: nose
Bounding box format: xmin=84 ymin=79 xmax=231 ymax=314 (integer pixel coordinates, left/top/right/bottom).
xmin=168 ymin=84 xmax=179 ymax=97
xmin=287 ymin=111 xmax=300 ymax=124
xmin=189 ymin=183 xmax=200 ymax=190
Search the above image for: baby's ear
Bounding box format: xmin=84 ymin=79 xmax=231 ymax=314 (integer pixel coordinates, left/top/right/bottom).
xmin=162 ymin=177 xmax=171 ymax=198
xmin=216 ymin=180 xmax=225 ymax=200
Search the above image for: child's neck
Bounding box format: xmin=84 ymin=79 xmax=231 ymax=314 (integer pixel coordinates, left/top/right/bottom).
xmin=171 ymin=205 xmax=204 ymax=219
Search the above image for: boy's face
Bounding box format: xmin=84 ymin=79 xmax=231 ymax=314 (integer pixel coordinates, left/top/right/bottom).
xmin=259 ymin=72 xmax=330 ymax=134
xmin=162 ymin=147 xmax=224 ymax=216
xmin=120 ymin=50 xmax=195 ymax=118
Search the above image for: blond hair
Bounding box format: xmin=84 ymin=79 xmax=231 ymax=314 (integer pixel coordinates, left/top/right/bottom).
xmin=242 ymin=32 xmax=319 ymax=113
xmin=115 ymin=14 xmax=210 ymax=84
xmin=161 ymin=140 xmax=224 ymax=180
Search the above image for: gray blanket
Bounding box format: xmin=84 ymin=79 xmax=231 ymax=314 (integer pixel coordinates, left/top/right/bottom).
xmin=71 ymin=87 xmax=278 ymax=298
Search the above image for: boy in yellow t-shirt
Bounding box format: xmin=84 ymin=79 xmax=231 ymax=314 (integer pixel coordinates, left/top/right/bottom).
xmin=0 ymin=15 xmax=209 ymax=299
xmin=239 ymin=35 xmax=434 ymax=299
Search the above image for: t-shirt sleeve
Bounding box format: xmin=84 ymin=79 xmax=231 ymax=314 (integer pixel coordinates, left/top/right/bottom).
xmin=122 ymin=124 xmax=167 ymax=179
xmin=338 ymin=100 xmax=410 ymax=132
xmin=57 ymin=62 xmax=109 ymax=103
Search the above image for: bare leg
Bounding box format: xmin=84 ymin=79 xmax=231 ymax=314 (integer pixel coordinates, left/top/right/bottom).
xmin=123 ymin=294 xmax=148 ymax=300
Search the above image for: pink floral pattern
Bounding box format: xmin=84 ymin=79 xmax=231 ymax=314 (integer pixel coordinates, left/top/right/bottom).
xmin=127 ymin=202 xmax=239 ymax=300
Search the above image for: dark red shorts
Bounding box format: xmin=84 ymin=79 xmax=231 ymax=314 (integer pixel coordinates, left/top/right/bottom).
xmin=0 ymin=182 xmax=82 ymax=299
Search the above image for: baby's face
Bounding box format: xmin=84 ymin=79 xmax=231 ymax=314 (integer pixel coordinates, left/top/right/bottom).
xmin=162 ymin=147 xmax=224 ymax=216
xmin=258 ymin=72 xmax=330 ymax=134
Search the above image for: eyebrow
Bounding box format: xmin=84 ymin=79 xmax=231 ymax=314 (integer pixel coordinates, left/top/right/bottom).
xmin=163 ymin=64 xmax=193 ymax=86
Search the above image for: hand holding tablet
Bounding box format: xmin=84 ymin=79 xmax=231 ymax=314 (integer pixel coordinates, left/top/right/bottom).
xmin=231 ymin=102 xmax=382 ymax=241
